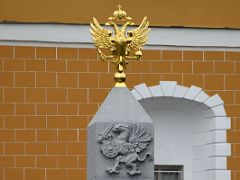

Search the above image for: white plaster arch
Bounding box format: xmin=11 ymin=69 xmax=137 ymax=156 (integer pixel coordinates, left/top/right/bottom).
xmin=131 ymin=81 xmax=231 ymax=180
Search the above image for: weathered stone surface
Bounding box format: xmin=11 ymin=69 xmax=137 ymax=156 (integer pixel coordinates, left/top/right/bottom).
xmin=87 ymin=87 xmax=154 ymax=180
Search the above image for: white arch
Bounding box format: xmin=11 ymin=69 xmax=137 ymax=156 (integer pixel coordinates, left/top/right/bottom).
xmin=131 ymin=81 xmax=231 ymax=180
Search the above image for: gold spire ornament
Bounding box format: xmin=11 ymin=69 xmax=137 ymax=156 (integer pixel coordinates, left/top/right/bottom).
xmin=90 ymin=5 xmax=150 ymax=87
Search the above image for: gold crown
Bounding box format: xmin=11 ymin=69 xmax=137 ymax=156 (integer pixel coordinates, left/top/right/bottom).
xmin=108 ymin=5 xmax=132 ymax=23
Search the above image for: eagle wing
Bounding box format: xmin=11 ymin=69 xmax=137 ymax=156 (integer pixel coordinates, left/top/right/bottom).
xmin=90 ymin=17 xmax=112 ymax=49
xmin=128 ymin=124 xmax=152 ymax=153
xmin=127 ymin=17 xmax=150 ymax=49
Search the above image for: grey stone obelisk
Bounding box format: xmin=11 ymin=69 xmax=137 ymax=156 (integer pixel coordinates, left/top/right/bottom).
xmin=87 ymin=87 xmax=154 ymax=180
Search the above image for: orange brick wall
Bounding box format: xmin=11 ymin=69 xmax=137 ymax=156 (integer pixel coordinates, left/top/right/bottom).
xmin=0 ymin=45 xmax=240 ymax=180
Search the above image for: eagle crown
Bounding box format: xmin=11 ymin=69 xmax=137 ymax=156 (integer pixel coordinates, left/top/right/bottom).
xmin=90 ymin=5 xmax=150 ymax=87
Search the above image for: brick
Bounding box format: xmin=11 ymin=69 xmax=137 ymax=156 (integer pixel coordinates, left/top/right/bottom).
xmin=0 ymin=46 xmax=13 ymax=57
xmin=37 ymin=156 xmax=57 ymax=168
xmin=58 ymin=130 xmax=77 ymax=141
xmin=237 ymin=91 xmax=240 ymax=104
xmin=25 ymin=143 xmax=46 ymax=155
xmin=57 ymin=73 xmax=77 ymax=87
xmin=5 ymin=143 xmax=24 ymax=154
xmin=79 ymin=156 xmax=86 ymax=168
xmin=225 ymin=105 xmax=240 ymax=117
xmin=79 ymin=73 xmax=98 ymax=88
xmin=98 ymin=73 xmax=114 ymax=88
xmin=67 ymin=60 xmax=88 ymax=72
xmin=58 ymin=156 xmax=78 ymax=168
xmin=172 ymin=61 xmax=192 ymax=73
xmin=162 ymin=74 xmax=183 ymax=84
xmin=141 ymin=50 xmax=161 ymax=60
xmin=0 ymin=104 xmax=14 ymax=115
xmin=47 ymin=142 xmax=67 ymax=155
xmin=234 ymin=144 xmax=240 ymax=156
xmin=79 ymin=104 xmax=98 ymax=115
xmin=151 ymin=61 xmax=171 ymax=73
xmin=204 ymin=51 xmax=224 ymax=61
xmin=225 ymin=75 xmax=240 ymax=90
xmin=193 ymin=62 xmax=213 ymax=73
xmin=57 ymin=48 xmax=78 ymax=59
xmin=46 ymin=60 xmax=66 ymax=72
xmin=226 ymin=51 xmax=240 ymax=61
xmin=25 ymin=168 xmax=45 ymax=180
xmin=25 ymin=116 xmax=46 ymax=129
xmin=16 ymin=130 xmax=35 ymax=142
xmin=16 ymin=156 xmax=35 ymax=167
xmin=206 ymin=91 xmax=234 ymax=104
xmin=0 ymin=130 xmax=14 ymax=141
xmin=183 ymin=74 xmax=203 ymax=88
xmin=68 ymin=169 xmax=86 ymax=180
xmin=37 ymin=130 xmax=57 ymax=141
xmin=15 ymin=104 xmax=35 ymax=115
xmin=36 ymin=47 xmax=56 ymax=58
xmin=26 ymin=88 xmax=46 ymax=103
xmin=79 ymin=129 xmax=86 ymax=142
xmin=5 ymin=168 xmax=23 ymax=180
xmin=183 ymin=50 xmax=203 ymax=61
xmin=36 ymin=72 xmax=56 ymax=87
xmin=142 ymin=74 xmax=162 ymax=87
xmin=25 ymin=59 xmax=45 ymax=71
xmin=0 ymin=88 xmax=2 ymax=103
xmin=228 ymin=157 xmax=240 ymax=170
xmin=5 ymin=116 xmax=24 ymax=129
xmin=68 ymin=142 xmax=86 ymax=155
xmin=79 ymin=48 xmax=97 ymax=59
xmin=47 ymin=116 xmax=67 ymax=128
xmin=235 ymin=118 xmax=240 ymax=130
xmin=58 ymin=104 xmax=78 ymax=115
xmin=227 ymin=131 xmax=240 ymax=143
xmin=215 ymin=62 xmax=234 ymax=74
xmin=0 ymin=156 xmax=14 ymax=167
xmin=204 ymin=75 xmax=224 ymax=90
xmin=4 ymin=59 xmax=24 ymax=71
xmin=4 ymin=88 xmax=24 ymax=103
xmin=68 ymin=89 xmax=87 ymax=103
xmin=89 ymin=60 xmax=108 ymax=72
xmin=15 ymin=72 xmax=35 ymax=87
xmin=236 ymin=62 xmax=240 ymax=73
xmin=89 ymin=89 xmax=108 ymax=103
xmin=0 ymin=72 xmax=14 ymax=86
xmin=47 ymin=169 xmax=67 ymax=180
xmin=126 ymin=74 xmax=142 ymax=88
xmin=162 ymin=50 xmax=182 ymax=60
xmin=47 ymin=88 xmax=67 ymax=102
xmin=37 ymin=104 xmax=57 ymax=115
xmin=15 ymin=46 xmax=35 ymax=58
xmin=68 ymin=116 xmax=88 ymax=129
xmin=130 ymin=61 xmax=151 ymax=73
xmin=0 ymin=117 xmax=3 ymax=129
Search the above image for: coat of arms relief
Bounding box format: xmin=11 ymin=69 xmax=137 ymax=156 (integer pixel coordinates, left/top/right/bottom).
xmin=97 ymin=123 xmax=153 ymax=176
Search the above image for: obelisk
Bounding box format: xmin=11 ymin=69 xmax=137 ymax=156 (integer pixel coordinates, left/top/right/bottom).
xmin=87 ymin=6 xmax=154 ymax=180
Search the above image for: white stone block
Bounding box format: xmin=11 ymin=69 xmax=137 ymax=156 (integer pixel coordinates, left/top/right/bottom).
xmin=148 ymin=85 xmax=163 ymax=97
xmin=207 ymin=157 xmax=227 ymax=170
xmin=207 ymin=143 xmax=231 ymax=157
xmin=207 ymin=130 xmax=226 ymax=144
xmin=134 ymin=83 xmax=152 ymax=98
xmin=209 ymin=117 xmax=231 ymax=130
xmin=207 ymin=170 xmax=231 ymax=180
xmin=159 ymin=81 xmax=177 ymax=96
xmin=194 ymin=91 xmax=209 ymax=103
xmin=173 ymin=85 xmax=188 ymax=98
xmin=184 ymin=85 xmax=202 ymax=100
xmin=205 ymin=94 xmax=224 ymax=107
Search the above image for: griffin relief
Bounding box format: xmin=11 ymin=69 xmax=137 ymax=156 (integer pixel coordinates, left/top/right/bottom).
xmin=97 ymin=124 xmax=153 ymax=176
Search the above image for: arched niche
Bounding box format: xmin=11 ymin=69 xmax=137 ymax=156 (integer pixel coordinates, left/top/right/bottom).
xmin=131 ymin=81 xmax=231 ymax=180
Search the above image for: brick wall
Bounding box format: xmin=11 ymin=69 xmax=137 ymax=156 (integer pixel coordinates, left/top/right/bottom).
xmin=0 ymin=45 xmax=240 ymax=180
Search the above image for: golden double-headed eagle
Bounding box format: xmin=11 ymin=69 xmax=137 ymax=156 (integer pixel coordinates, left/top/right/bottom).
xmin=90 ymin=5 xmax=150 ymax=87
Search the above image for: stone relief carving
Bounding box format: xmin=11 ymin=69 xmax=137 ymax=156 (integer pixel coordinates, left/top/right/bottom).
xmin=97 ymin=123 xmax=153 ymax=176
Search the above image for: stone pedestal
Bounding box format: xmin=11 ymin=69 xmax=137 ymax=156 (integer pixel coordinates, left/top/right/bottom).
xmin=87 ymin=87 xmax=154 ymax=180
